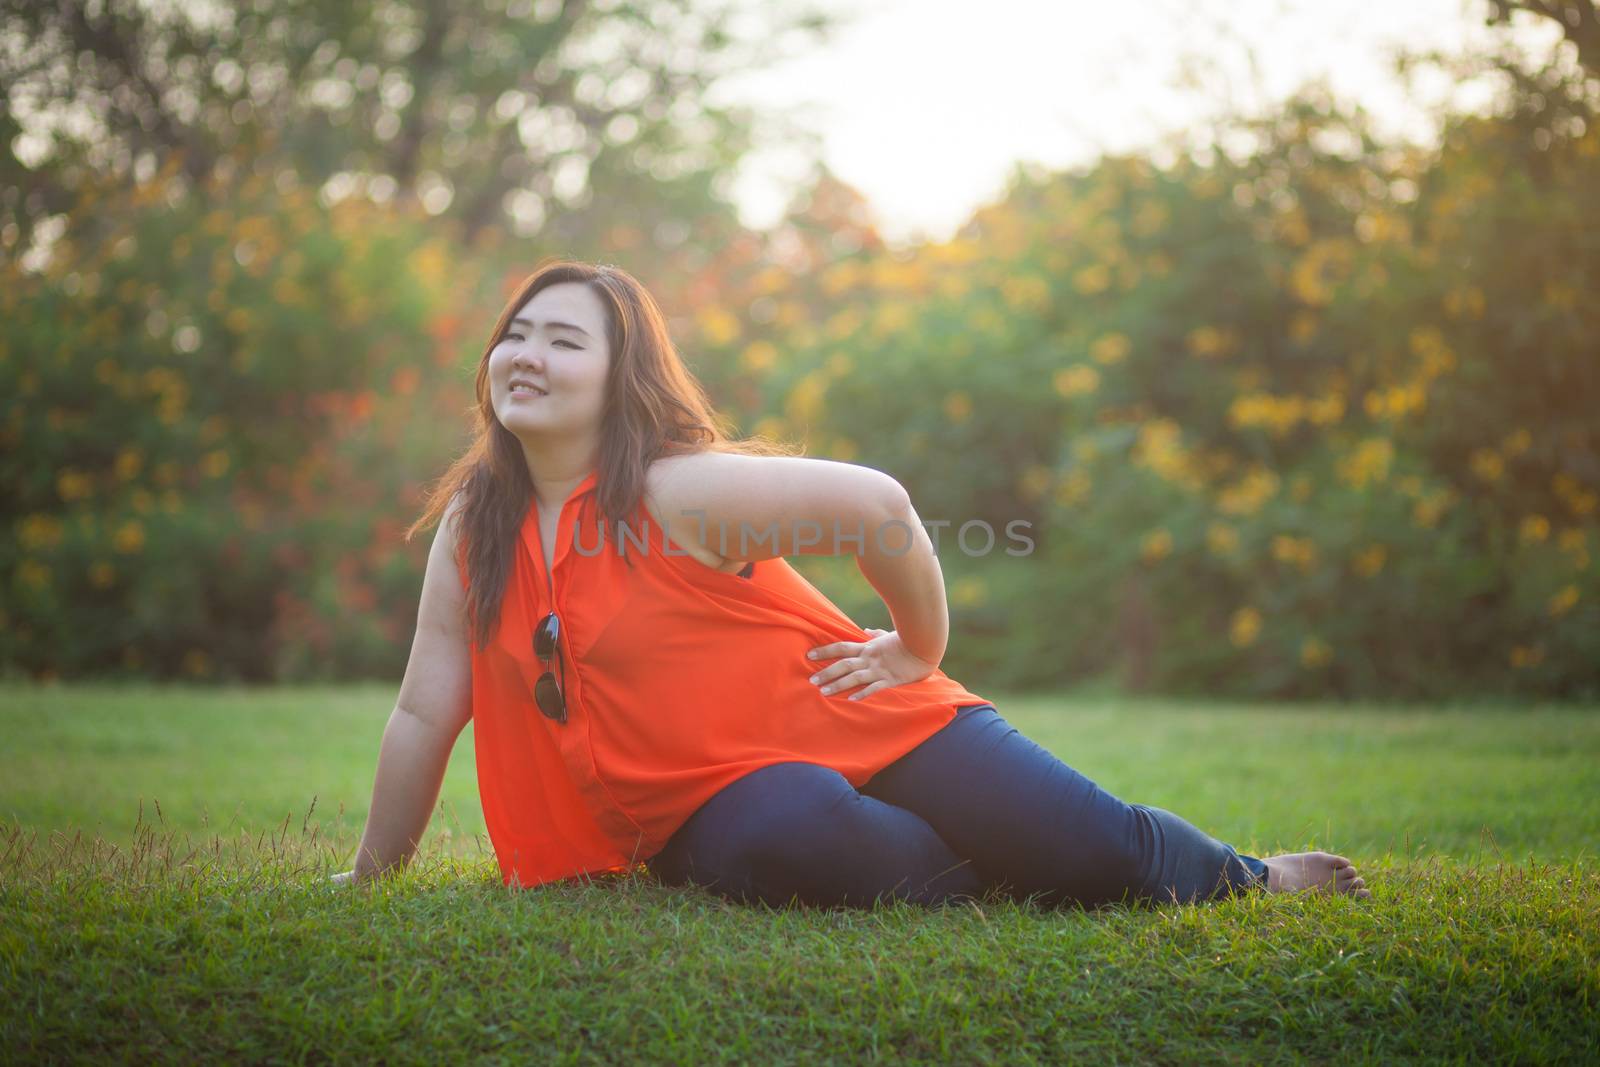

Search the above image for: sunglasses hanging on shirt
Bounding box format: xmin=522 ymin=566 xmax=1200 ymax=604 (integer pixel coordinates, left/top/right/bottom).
xmin=533 ymin=611 xmax=566 ymax=724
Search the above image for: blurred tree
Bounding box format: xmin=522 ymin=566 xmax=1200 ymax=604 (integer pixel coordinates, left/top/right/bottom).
xmin=1488 ymin=1 xmax=1600 ymax=75
xmin=0 ymin=0 xmax=834 ymax=253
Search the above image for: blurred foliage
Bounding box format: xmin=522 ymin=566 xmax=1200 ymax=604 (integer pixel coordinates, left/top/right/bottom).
xmin=702 ymin=52 xmax=1600 ymax=700
xmin=0 ymin=0 xmax=831 ymax=251
xmin=2 ymin=5 xmax=1597 ymax=698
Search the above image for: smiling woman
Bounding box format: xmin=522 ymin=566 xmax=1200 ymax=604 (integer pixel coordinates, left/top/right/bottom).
xmin=333 ymin=258 xmax=1369 ymax=909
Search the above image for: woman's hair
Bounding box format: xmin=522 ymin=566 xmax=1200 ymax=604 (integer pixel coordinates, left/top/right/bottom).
xmin=406 ymin=258 xmax=799 ymax=652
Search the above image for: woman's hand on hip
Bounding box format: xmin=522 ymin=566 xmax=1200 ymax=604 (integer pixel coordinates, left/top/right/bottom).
xmin=806 ymin=627 xmax=936 ymax=701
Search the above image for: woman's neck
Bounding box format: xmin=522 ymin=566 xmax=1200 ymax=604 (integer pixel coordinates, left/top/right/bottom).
xmin=522 ymin=443 xmax=598 ymax=511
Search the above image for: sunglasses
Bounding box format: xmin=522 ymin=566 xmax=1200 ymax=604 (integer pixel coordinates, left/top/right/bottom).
xmin=532 ymin=611 xmax=566 ymax=724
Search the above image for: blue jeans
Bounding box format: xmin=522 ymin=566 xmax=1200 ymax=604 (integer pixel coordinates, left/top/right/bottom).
xmin=646 ymin=704 xmax=1270 ymax=909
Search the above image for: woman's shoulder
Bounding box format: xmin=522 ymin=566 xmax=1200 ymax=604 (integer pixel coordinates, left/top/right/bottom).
xmin=641 ymin=451 xmax=746 ymax=574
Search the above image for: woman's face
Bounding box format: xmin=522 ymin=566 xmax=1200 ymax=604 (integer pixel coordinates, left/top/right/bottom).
xmin=488 ymin=281 xmax=613 ymax=442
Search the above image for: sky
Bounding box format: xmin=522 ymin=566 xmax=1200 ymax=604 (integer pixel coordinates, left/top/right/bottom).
xmin=709 ymin=0 xmax=1566 ymax=247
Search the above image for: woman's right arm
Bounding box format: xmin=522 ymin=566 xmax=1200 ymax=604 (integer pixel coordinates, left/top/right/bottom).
xmin=336 ymin=497 xmax=473 ymax=886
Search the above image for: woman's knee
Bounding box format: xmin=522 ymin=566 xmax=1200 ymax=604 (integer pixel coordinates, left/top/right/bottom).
xmin=661 ymin=763 xmax=856 ymax=889
xmin=723 ymin=763 xmax=861 ymax=866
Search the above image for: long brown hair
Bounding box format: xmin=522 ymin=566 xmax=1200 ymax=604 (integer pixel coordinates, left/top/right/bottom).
xmin=406 ymin=259 xmax=799 ymax=652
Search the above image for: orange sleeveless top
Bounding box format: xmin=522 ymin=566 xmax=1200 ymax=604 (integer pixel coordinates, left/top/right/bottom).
xmin=456 ymin=468 xmax=992 ymax=889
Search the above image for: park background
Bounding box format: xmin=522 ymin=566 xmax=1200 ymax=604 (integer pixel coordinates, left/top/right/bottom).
xmin=3 ymin=3 xmax=1599 ymax=1062
xmin=1 ymin=0 xmax=1597 ymax=699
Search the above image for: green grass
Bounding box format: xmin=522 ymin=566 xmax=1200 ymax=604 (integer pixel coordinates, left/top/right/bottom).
xmin=3 ymin=683 xmax=1598 ymax=1063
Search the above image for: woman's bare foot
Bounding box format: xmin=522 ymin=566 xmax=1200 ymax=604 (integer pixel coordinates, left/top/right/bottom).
xmin=1261 ymin=851 xmax=1371 ymax=900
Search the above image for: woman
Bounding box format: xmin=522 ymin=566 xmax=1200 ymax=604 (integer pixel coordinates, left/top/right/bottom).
xmin=333 ymin=260 xmax=1370 ymax=908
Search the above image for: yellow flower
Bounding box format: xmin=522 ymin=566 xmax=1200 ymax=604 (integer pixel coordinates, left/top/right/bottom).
xmin=821 ymin=261 xmax=863 ymax=295
xmin=871 ymin=303 xmax=915 ymax=337
xmin=1289 ymin=239 xmax=1354 ymax=306
xmin=19 ymin=514 xmax=65 ymax=550
xmin=740 ymin=341 xmax=778 ymax=372
xmin=1412 ymin=491 xmax=1454 ymax=529
xmin=1228 ymin=392 xmax=1306 ymax=437
xmin=752 ymin=416 xmax=789 ymax=442
xmin=1408 ymin=326 xmax=1458 ymax=378
xmin=1090 ymin=333 xmax=1131 ymax=365
xmin=943 ymin=390 xmax=973 ymax=422
xmin=1229 ymin=608 xmax=1261 ymax=648
xmin=696 ymin=306 xmax=741 ymax=346
xmin=1502 ymin=429 xmax=1532 ymax=456
xmin=1140 ymin=528 xmax=1173 ymax=563
xmin=201 ymin=449 xmax=231 ymax=478
xmin=1271 ymin=535 xmax=1317 ymax=572
xmin=1052 ymin=365 xmax=1100 ymax=398
xmin=1548 ymin=585 xmax=1579 ymax=617
xmin=1353 ymin=544 xmax=1388 ymax=578
xmin=89 ymin=561 xmax=116 ymax=589
xmin=784 ymin=371 xmax=829 ymax=423
xmin=1125 ymin=199 xmax=1164 ymax=236
xmin=1217 ymin=467 xmax=1280 ymax=516
xmin=1336 ymin=438 xmax=1394 ymax=489
xmin=1509 ymin=645 xmax=1545 ymax=668
xmin=1054 ymin=470 xmax=1091 ymax=506
xmin=1468 ymin=448 xmax=1504 ymax=483
xmin=1300 ymin=637 xmax=1333 ymax=669
xmin=1443 ymin=288 xmax=1486 ymax=320
xmin=1555 ymin=528 xmax=1590 ymax=570
xmin=1519 ymin=516 xmax=1551 ymax=544
xmin=1186 ymin=326 xmax=1236 ymax=359
xmin=113 ymin=520 xmax=146 ymax=554
xmin=1364 ymin=383 xmax=1427 ymax=420
xmin=115 ymin=449 xmax=144 ymax=481
xmin=950 ymin=576 xmax=988 ymax=607
xmin=1001 ymin=275 xmax=1050 ymax=311
xmin=1205 ymin=522 xmax=1238 ymax=556
xmin=1544 ymin=282 xmax=1578 ymax=310
xmin=774 ymin=301 xmax=806 ymax=329
xmin=1017 ymin=465 xmax=1053 ymax=502
xmin=825 ymin=307 xmax=865 ymax=341
xmin=1273 ymin=207 xmax=1311 ymax=246
xmin=18 ymin=560 xmax=51 ymax=589
xmin=1072 ymin=264 xmax=1110 ymax=295
xmin=1132 ymin=419 xmax=1202 ymax=491
xmin=56 ymin=468 xmax=94 ymax=502
xmin=1553 ymin=474 xmax=1598 ymax=516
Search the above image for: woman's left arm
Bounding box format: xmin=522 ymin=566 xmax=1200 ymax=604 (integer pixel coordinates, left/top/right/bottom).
xmin=647 ymin=452 xmax=949 ymax=665
xmin=849 ymin=486 xmax=948 ymax=666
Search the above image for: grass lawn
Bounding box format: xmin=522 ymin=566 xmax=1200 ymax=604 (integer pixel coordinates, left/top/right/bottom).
xmin=2 ymin=682 xmax=1597 ymax=1063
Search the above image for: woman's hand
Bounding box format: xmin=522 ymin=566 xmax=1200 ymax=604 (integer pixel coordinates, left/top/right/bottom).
xmin=806 ymin=627 xmax=937 ymax=701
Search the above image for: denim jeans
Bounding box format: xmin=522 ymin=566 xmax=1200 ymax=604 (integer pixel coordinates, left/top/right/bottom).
xmin=645 ymin=703 xmax=1270 ymax=909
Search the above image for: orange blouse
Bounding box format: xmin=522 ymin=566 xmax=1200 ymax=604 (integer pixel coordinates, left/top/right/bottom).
xmin=457 ymin=468 xmax=993 ymax=889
